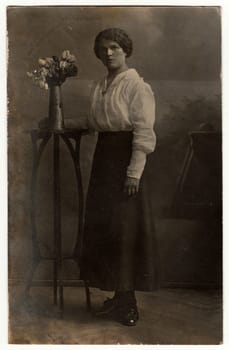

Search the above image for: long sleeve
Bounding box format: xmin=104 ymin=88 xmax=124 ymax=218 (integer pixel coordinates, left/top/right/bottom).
xmin=127 ymin=81 xmax=156 ymax=179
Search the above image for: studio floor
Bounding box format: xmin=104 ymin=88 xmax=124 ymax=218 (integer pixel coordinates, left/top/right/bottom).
xmin=9 ymin=285 xmax=222 ymax=345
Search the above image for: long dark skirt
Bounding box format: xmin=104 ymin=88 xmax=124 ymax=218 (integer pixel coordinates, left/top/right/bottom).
xmin=79 ymin=131 xmax=160 ymax=291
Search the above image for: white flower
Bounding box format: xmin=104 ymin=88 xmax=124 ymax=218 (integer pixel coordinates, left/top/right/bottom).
xmin=38 ymin=58 xmax=47 ymax=67
xmin=40 ymin=67 xmax=49 ymax=76
xmin=61 ymin=50 xmax=70 ymax=60
xmin=45 ymin=57 xmax=54 ymax=65
xmin=66 ymin=54 xmax=76 ymax=63
xmin=60 ymin=60 xmax=68 ymax=69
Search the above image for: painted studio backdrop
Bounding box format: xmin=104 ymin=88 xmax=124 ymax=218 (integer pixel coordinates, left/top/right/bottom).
xmin=8 ymin=7 xmax=221 ymax=290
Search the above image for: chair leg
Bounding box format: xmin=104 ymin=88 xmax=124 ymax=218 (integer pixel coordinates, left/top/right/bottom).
xmin=84 ymin=280 xmax=91 ymax=311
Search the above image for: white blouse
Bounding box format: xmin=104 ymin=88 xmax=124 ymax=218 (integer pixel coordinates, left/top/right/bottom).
xmin=87 ymin=68 xmax=156 ymax=179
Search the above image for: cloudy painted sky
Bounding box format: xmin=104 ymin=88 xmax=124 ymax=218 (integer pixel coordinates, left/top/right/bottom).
xmin=8 ymin=6 xmax=221 ymax=81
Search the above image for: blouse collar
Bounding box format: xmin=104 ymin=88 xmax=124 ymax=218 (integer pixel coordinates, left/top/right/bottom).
xmin=101 ymin=68 xmax=140 ymax=93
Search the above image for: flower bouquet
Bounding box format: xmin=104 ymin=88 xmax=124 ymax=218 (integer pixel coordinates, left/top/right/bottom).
xmin=27 ymin=50 xmax=78 ymax=130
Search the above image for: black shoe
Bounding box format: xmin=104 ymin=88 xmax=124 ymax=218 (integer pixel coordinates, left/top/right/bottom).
xmin=118 ymin=306 xmax=139 ymax=326
xmin=94 ymin=296 xmax=120 ymax=317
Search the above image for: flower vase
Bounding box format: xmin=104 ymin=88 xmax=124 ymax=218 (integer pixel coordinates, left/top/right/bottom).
xmin=48 ymin=85 xmax=65 ymax=130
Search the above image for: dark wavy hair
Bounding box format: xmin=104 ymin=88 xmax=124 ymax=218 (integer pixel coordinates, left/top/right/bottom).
xmin=94 ymin=28 xmax=133 ymax=59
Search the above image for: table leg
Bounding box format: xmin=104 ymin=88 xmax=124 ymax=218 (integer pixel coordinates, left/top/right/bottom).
xmin=53 ymin=134 xmax=63 ymax=314
xmin=26 ymin=131 xmax=51 ymax=296
xmin=61 ymin=134 xmax=91 ymax=311
xmin=27 ymin=130 xmax=88 ymax=315
xmin=60 ymin=135 xmax=84 ymax=258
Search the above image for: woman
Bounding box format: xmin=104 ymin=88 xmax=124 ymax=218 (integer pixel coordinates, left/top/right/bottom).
xmin=80 ymin=28 xmax=159 ymax=326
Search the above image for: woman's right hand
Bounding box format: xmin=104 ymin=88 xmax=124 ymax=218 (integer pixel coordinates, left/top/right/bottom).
xmin=124 ymin=176 xmax=140 ymax=197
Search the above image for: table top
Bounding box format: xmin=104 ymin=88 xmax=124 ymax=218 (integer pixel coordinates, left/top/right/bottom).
xmin=26 ymin=128 xmax=90 ymax=136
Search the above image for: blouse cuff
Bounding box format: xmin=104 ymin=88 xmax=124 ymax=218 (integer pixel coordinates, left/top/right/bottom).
xmin=127 ymin=149 xmax=147 ymax=179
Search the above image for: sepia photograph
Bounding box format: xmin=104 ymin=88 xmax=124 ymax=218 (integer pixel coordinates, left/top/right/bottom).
xmin=6 ymin=4 xmax=222 ymax=345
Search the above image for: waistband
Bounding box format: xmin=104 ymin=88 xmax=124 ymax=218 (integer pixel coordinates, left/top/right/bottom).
xmin=97 ymin=131 xmax=133 ymax=146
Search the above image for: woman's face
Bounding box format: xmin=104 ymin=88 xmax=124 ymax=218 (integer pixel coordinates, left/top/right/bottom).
xmin=97 ymin=39 xmax=127 ymax=71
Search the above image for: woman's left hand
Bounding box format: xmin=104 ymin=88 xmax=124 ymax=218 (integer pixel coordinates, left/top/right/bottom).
xmin=124 ymin=176 xmax=140 ymax=197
